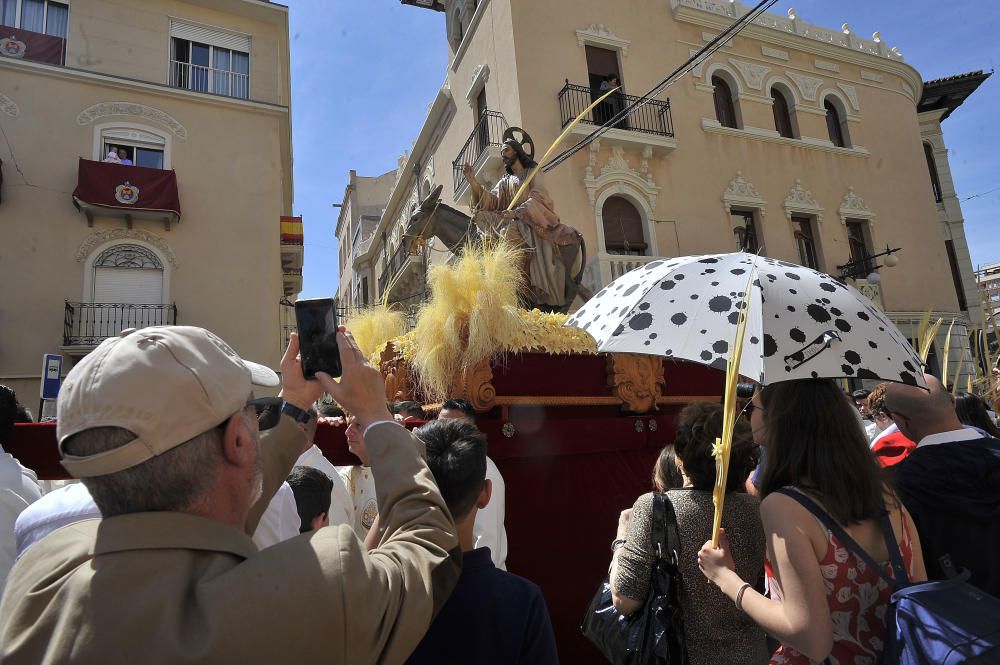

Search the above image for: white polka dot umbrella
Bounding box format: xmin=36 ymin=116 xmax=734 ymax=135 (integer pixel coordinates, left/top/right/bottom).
xmin=566 ymin=253 xmax=926 ymax=387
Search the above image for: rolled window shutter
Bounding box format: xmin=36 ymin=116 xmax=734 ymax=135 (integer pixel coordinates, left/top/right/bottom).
xmin=170 ymin=20 xmax=250 ymax=52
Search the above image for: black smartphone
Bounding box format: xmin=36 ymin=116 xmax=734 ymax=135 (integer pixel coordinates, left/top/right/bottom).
xmin=294 ymin=297 xmax=342 ymax=379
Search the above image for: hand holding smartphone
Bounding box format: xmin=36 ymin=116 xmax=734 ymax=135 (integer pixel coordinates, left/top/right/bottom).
xmin=294 ymin=298 xmax=342 ymax=379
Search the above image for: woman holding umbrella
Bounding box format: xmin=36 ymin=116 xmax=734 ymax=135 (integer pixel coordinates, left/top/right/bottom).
xmin=697 ymin=379 xmax=926 ymax=664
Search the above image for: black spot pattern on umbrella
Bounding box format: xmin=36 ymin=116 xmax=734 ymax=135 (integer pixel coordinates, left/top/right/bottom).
xmin=644 ymin=260 xmax=664 ymax=270
xmin=789 ymin=328 xmax=806 ymax=343
xmin=903 ymin=360 xmax=916 ymax=372
xmin=830 ymin=307 xmax=842 ymax=316
xmin=704 ymin=269 xmax=716 ymax=274
xmin=709 ymin=295 xmax=732 ymax=313
xmin=729 ymin=312 xmax=741 ymax=324
xmin=629 ymin=313 xmax=653 ymax=331
xmin=785 ymin=272 xmax=801 ymax=280
xmin=700 ymin=329 xmax=707 ymax=334
xmin=613 ymin=325 xmax=624 ymax=336
xmin=787 ymin=306 xmax=796 ymax=312
xmin=858 ymin=311 xmax=870 ymax=321
xmin=675 ymin=274 xmax=685 ymax=280
xmin=700 ymin=350 xmax=712 ymax=361
xmin=789 ymin=289 xmax=798 ymax=295
xmin=900 ymin=372 xmax=917 ymax=385
xmin=638 ymin=303 xmax=650 ymax=311
xmin=807 ymin=304 xmax=832 ymax=323
xmin=845 ymin=350 xmax=862 ymax=365
xmin=857 ymin=368 xmax=880 ymax=380
xmin=750 ymin=336 xmax=759 ymax=344
xmin=821 ymin=298 xmax=831 ymax=304
xmin=660 ymin=280 xmax=675 ymax=290
xmin=764 ymin=335 xmax=777 ymax=357
xmin=649 ymin=332 xmax=658 ymax=340
xmin=820 ymin=283 xmax=837 ymax=293
xmin=713 ymin=340 xmax=728 ymax=354
xmin=623 ymin=284 xmax=640 ymax=297
xmin=835 ymin=319 xmax=852 ymax=333
xmin=671 ymin=313 xmax=687 ymax=326
xmin=710 ymin=357 xmax=728 ymax=371
xmin=869 ymin=341 xmax=878 ymax=349
xmin=691 ymin=294 xmax=699 ymax=300
xmin=699 ymin=257 xmax=720 ymax=263
xmin=731 ymin=268 xmax=746 ymax=275
xmin=810 ymin=371 xmax=819 ymax=378
xmin=711 ymin=281 xmax=720 ymax=286
xmin=842 ymin=364 xmax=855 ymax=376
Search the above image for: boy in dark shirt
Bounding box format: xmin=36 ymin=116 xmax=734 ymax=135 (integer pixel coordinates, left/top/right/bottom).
xmin=407 ymin=419 xmax=558 ymax=665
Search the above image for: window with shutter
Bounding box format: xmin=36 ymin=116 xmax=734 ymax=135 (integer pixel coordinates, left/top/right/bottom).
xmin=602 ymin=196 xmax=646 ymax=256
xmin=712 ymin=76 xmax=738 ymax=129
xmin=771 ymin=88 xmax=795 ymax=138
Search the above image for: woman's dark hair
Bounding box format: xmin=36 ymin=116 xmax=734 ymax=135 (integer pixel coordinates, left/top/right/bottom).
xmin=653 ymin=445 xmax=685 ymax=491
xmin=672 ymin=402 xmax=755 ymax=492
xmin=954 ymin=392 xmax=1000 ymax=437
xmin=757 ymin=379 xmax=886 ymax=525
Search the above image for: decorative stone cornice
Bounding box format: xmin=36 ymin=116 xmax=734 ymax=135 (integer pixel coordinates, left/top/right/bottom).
xmin=0 ymin=92 xmax=18 ymax=117
xmin=722 ymin=170 xmax=766 ymax=216
xmin=76 ymin=228 xmax=178 ymax=267
xmin=77 ymin=102 xmax=187 ymax=139
xmin=584 ymin=143 xmax=660 ymax=210
xmin=838 ymin=186 xmax=874 ymax=225
xmin=465 ymin=64 xmax=490 ymax=104
xmin=783 ymin=178 xmax=823 ymax=222
xmin=576 ymin=24 xmax=630 ymax=56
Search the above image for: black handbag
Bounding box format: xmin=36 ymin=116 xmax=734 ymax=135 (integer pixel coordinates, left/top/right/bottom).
xmin=581 ymin=492 xmax=688 ymax=665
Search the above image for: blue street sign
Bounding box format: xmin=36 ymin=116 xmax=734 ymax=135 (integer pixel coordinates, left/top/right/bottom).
xmin=40 ymin=354 xmax=63 ymax=400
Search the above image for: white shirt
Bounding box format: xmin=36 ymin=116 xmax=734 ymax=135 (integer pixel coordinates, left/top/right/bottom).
xmin=14 ymin=482 xmax=99 ymax=558
xmin=1 ymin=447 xmax=43 ymax=588
xmin=870 ymin=422 xmax=899 ymax=448
xmin=252 ymin=482 xmax=300 ymax=548
xmin=337 ymin=465 xmax=378 ymax=541
xmin=475 ymin=457 xmax=508 ymax=570
xmin=916 ymin=427 xmax=985 ymax=449
xmin=295 ymin=445 xmax=353 ymax=528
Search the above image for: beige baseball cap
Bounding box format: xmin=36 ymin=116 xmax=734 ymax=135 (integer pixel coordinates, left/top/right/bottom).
xmin=57 ymin=326 xmax=280 ymax=478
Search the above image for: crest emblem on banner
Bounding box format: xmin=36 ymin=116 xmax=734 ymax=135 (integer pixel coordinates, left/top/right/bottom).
xmin=115 ymin=182 xmax=140 ymax=205
xmin=0 ymin=36 xmax=27 ymax=58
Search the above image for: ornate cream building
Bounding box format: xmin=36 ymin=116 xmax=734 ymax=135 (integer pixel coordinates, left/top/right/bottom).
xmin=337 ymin=0 xmax=989 ymax=386
xmin=0 ymin=0 xmax=299 ymax=399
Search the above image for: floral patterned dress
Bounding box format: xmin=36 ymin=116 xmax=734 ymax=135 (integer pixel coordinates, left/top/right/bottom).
xmin=766 ymin=508 xmax=916 ymax=665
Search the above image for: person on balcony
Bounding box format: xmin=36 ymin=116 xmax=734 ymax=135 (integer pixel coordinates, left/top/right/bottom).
xmin=117 ymin=148 xmax=133 ymax=166
xmin=103 ymin=146 xmax=121 ymax=163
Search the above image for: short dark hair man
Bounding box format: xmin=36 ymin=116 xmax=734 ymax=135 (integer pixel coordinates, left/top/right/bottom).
xmin=287 ymin=466 xmax=334 ymax=532
xmin=0 ymin=327 xmax=461 ymax=663
xmin=885 ymin=374 xmax=1000 ymax=595
xmin=394 ymin=400 xmax=426 ymax=421
xmin=439 ymin=398 xmax=476 ymax=422
xmin=407 ymin=419 xmax=558 ymax=665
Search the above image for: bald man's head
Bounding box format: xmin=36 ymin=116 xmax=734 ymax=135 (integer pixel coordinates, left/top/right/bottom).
xmin=884 ymin=373 xmax=962 ymax=441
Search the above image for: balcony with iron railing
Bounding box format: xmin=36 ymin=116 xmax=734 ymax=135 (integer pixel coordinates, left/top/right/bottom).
xmin=377 ymin=242 xmax=425 ymax=300
xmin=63 ymin=302 xmax=177 ymax=353
xmin=452 ymin=109 xmax=508 ymax=200
xmin=557 ymin=81 xmax=676 ymax=151
xmin=169 ymin=60 xmax=249 ymax=99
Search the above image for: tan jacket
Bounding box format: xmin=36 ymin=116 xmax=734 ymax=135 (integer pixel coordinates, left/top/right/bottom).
xmin=0 ymin=418 xmax=462 ymax=664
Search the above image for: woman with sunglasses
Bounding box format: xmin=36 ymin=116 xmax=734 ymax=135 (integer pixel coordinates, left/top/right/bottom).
xmin=697 ymin=379 xmax=926 ymax=664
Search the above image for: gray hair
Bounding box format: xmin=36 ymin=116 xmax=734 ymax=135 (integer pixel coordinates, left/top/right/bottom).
xmin=63 ymin=426 xmax=225 ymax=517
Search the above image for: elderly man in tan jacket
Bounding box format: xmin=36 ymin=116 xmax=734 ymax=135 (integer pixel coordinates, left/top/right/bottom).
xmin=0 ymin=326 xmax=461 ymax=664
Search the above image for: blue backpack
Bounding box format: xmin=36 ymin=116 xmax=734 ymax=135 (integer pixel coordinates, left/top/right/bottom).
xmin=775 ymin=488 xmax=1000 ymax=664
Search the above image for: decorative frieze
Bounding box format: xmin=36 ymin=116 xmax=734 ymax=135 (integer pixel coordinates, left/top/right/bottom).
xmin=838 ymin=186 xmax=874 ymax=225
xmin=76 ymin=229 xmax=178 ymax=267
xmin=729 ymin=58 xmax=771 ymax=90
xmin=783 ymin=179 xmax=824 ymax=222
xmin=837 ymin=82 xmax=861 ymax=111
xmin=761 ymin=46 xmax=789 ymax=61
xmin=814 ymin=59 xmax=840 ymax=73
xmin=860 ymin=70 xmax=885 ymax=83
xmin=583 ymin=144 xmax=660 ymax=210
xmin=77 ymin=102 xmax=187 ymax=139
xmin=787 ymin=71 xmax=824 ymax=101
xmin=722 ymin=170 xmax=767 ymax=216
xmin=576 ymin=24 xmax=630 ymax=56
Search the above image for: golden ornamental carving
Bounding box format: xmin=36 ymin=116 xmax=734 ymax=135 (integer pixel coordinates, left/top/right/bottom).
xmin=379 ymin=342 xmax=415 ymax=403
xmin=607 ymin=353 xmax=665 ymax=414
xmin=448 ymin=359 xmax=496 ymax=413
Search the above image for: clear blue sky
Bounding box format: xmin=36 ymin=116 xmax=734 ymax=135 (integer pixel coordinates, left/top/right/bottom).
xmin=287 ymin=0 xmax=999 ymax=299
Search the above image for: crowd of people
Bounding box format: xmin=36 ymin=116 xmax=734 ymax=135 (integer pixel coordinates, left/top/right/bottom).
xmin=1 ymin=323 xmax=998 ymax=663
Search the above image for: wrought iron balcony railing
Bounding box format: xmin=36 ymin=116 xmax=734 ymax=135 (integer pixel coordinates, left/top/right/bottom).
xmin=558 ymin=81 xmax=674 ymax=137
xmin=64 ymin=302 xmax=177 ymax=346
xmin=169 ymin=60 xmax=249 ymax=99
xmin=452 ymin=110 xmax=508 ymax=193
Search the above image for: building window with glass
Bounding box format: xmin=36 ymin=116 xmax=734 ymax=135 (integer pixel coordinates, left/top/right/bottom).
xmin=824 ymin=99 xmax=847 ymax=148
xmin=712 ymin=75 xmax=739 ymax=129
xmin=1 ymin=0 xmax=67 ymax=37
xmin=792 ymin=216 xmax=820 ymax=270
xmin=602 ymin=196 xmax=647 ymax=256
xmin=171 ymin=38 xmax=249 ymax=99
xmin=731 ymin=209 xmax=761 ymax=254
xmin=771 ymin=88 xmax=796 ymax=139
xmin=845 ymin=219 xmax=873 ymax=276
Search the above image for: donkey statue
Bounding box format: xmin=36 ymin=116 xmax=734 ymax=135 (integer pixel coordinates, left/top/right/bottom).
xmin=403 ymin=184 xmax=591 ymax=313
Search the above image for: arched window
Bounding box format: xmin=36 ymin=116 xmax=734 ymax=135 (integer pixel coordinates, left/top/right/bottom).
xmin=712 ymin=75 xmax=738 ymax=129
xmin=824 ymin=99 xmax=846 ymax=147
xmin=771 ymin=88 xmax=795 ymax=138
xmin=924 ymin=142 xmax=943 ymax=203
xmin=602 ymin=196 xmax=646 ymax=256
xmin=92 ymin=244 xmax=165 ymax=304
